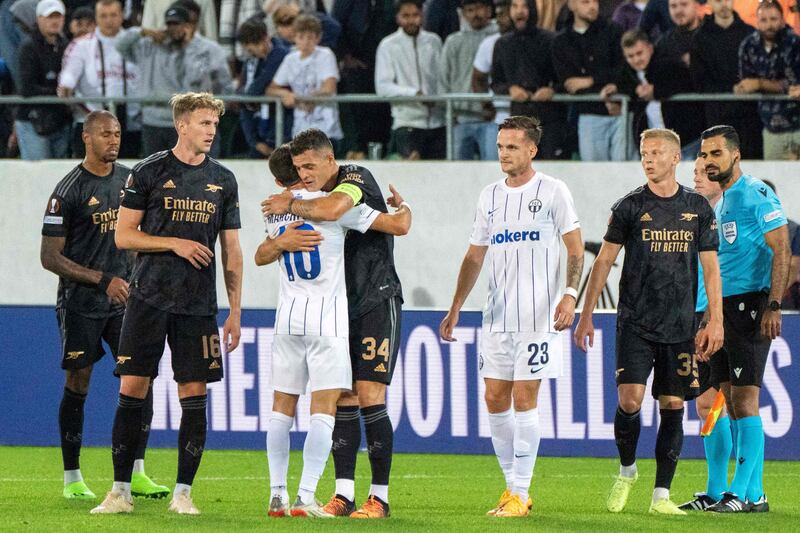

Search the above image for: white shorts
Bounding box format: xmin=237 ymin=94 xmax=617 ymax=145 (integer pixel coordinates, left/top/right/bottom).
xmin=270 ymin=334 xmax=352 ymax=395
xmin=479 ymin=328 xmax=563 ymax=381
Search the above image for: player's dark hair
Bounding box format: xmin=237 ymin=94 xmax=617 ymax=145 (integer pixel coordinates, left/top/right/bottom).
xmin=498 ymin=115 xmax=543 ymax=145
xmin=83 ymin=109 xmax=119 ymax=133
xmin=621 ymin=29 xmax=650 ymax=49
xmin=290 ymin=128 xmax=334 ymax=156
xmin=395 ymin=0 xmax=423 ymax=13
xmin=237 ymin=16 xmax=268 ymax=44
xmin=701 ymin=125 xmax=740 ymax=150
xmin=757 ymin=0 xmax=783 ymax=15
xmin=269 ymin=144 xmax=300 ymax=187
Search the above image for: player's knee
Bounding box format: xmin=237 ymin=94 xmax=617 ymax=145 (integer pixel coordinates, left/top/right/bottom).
xmin=484 ymin=389 xmax=512 ymax=412
xmin=618 ymin=396 xmax=642 ymax=414
xmin=356 ymin=382 xmax=386 ymax=407
xmin=119 ymin=375 xmax=151 ymax=399
xmin=731 ymin=396 xmax=758 ymax=418
xmin=65 ymin=367 xmax=92 ymax=395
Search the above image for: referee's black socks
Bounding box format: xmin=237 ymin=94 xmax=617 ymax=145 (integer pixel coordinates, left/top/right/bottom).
xmin=112 ymin=394 xmax=145 ymax=482
xmin=614 ymin=405 xmax=641 ymax=467
xmin=332 ymin=406 xmax=361 ymax=485
xmin=177 ymin=395 xmax=208 ymax=486
xmin=655 ymin=408 xmax=684 ymax=489
xmin=59 ymin=387 xmax=87 ymax=471
xmin=363 ymin=404 xmax=393 ymax=487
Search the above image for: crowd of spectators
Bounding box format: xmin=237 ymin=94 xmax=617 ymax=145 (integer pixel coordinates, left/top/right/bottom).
xmin=2 ymin=0 xmax=800 ymax=160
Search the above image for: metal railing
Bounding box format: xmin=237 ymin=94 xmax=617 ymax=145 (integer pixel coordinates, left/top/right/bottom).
xmin=0 ymin=92 xmax=791 ymax=159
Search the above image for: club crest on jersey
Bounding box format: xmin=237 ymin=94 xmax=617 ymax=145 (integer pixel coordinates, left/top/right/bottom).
xmin=528 ymin=199 xmax=542 ymax=213
xmin=722 ymin=221 xmax=737 ymax=244
xmin=680 ymin=212 xmax=698 ymax=221
xmin=205 ymin=184 xmax=223 ymax=192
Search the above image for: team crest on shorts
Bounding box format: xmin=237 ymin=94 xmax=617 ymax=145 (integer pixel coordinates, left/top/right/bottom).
xmin=722 ymin=221 xmax=737 ymax=244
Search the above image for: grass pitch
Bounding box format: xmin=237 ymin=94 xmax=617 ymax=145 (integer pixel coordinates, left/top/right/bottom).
xmin=0 ymin=446 xmax=797 ymax=532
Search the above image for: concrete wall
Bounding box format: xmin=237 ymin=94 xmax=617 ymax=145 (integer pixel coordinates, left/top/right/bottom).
xmin=3 ymin=160 xmax=799 ymax=309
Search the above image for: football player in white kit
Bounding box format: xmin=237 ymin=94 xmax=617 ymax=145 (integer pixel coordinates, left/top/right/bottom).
xmin=255 ymin=145 xmax=411 ymax=518
xmin=440 ymin=116 xmax=584 ymax=517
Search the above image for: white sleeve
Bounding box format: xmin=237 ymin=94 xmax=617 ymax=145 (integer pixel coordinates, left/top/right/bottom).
xmin=473 ymin=36 xmax=493 ymax=73
xmin=59 ymin=39 xmax=86 ymax=89
xmin=199 ymin=0 xmax=218 ymax=40
xmin=468 ymin=192 xmax=490 ymax=246
xmin=375 ymin=40 xmax=418 ymax=96
xmin=318 ymin=47 xmax=340 ymax=82
xmin=272 ymin=55 xmax=292 ymax=87
xmin=339 ymin=203 xmax=380 ymax=233
xmin=552 ymin=181 xmax=581 ymax=235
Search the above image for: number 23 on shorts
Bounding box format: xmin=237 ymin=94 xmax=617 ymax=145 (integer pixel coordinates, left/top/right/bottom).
xmin=528 ymin=342 xmax=549 ymax=373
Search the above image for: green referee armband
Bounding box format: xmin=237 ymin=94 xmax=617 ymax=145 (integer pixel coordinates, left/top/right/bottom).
xmin=332 ymin=183 xmax=363 ymax=205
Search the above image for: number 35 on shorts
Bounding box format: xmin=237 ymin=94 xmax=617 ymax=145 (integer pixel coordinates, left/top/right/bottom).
xmin=361 ymin=337 xmax=389 ymax=361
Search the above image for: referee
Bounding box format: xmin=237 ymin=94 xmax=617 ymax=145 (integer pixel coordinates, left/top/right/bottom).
xmin=40 ymin=110 xmax=166 ymax=501
xmin=700 ymin=126 xmax=791 ymax=514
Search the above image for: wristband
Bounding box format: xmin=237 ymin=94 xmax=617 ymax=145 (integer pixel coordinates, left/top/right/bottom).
xmin=400 ymin=201 xmax=411 ymax=212
xmin=564 ymin=287 xmax=578 ymax=301
xmin=98 ymin=272 xmax=113 ymax=292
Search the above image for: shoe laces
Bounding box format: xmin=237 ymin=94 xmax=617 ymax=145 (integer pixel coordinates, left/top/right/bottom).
xmin=361 ymin=496 xmax=384 ymax=514
xmin=324 ymin=496 xmax=348 ymax=514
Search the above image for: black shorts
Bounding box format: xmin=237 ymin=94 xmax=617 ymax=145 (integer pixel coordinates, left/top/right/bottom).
xmin=57 ymin=309 xmax=123 ymax=370
xmin=710 ymin=291 xmax=770 ymax=387
xmin=349 ymin=296 xmax=401 ymax=385
xmin=116 ymin=296 xmax=223 ymax=383
xmin=694 ymin=312 xmax=718 ymax=395
xmin=615 ymin=326 xmax=700 ymax=400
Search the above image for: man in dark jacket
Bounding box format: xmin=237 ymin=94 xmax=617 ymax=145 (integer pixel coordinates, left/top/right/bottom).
xmin=602 ymin=29 xmax=705 ymax=158
xmin=553 ymin=0 xmax=625 ymax=161
xmin=15 ymin=0 xmax=71 ymax=159
xmin=491 ymin=0 xmax=567 ymax=158
xmin=690 ymin=0 xmax=762 ymax=158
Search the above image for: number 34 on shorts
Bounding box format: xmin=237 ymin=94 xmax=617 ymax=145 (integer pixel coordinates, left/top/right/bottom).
xmin=479 ymin=330 xmax=564 ymax=381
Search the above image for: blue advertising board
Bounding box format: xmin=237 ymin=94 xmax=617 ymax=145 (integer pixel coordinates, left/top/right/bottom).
xmin=1 ymin=307 xmax=797 ymax=459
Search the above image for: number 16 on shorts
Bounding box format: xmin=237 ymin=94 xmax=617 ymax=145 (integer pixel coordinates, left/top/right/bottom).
xmin=479 ymin=329 xmax=563 ymax=381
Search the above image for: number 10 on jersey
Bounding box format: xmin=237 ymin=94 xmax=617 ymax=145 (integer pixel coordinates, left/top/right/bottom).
xmin=278 ymin=223 xmax=321 ymax=281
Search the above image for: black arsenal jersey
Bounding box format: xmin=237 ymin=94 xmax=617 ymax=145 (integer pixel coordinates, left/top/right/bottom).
xmin=338 ymin=164 xmax=403 ymax=318
xmin=121 ymin=150 xmax=241 ymax=316
xmin=604 ymin=184 xmax=718 ymax=343
xmin=41 ymin=163 xmax=132 ymax=318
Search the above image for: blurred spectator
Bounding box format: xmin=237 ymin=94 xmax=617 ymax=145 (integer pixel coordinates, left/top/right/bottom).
xmin=735 ymin=0 xmax=800 ymax=34
xmin=236 ymin=16 xmax=290 ymax=157
xmin=553 ymin=0 xmax=625 ymax=161
xmin=736 ymin=0 xmax=800 ymax=159
xmin=440 ymin=0 xmax=497 ymax=160
xmin=271 ymin=2 xmax=341 ymax=49
xmin=68 ymin=5 xmax=94 ymax=37
xmin=375 ymin=0 xmax=445 ymax=159
xmin=219 ymin=0 xmax=262 ymax=61
xmin=141 ymin=0 xmax=217 ymax=40
xmin=656 ymin=0 xmax=701 ymax=65
xmin=601 ymin=30 xmax=703 ymax=158
xmin=492 ymin=0 xmax=565 ymax=158
xmin=472 ymin=0 xmax=513 ymax=160
xmin=332 ymin=0 xmax=396 ymax=157
xmin=762 ymin=180 xmax=800 ymax=309
xmin=690 ymin=0 xmax=763 ymax=159
xmin=424 ymin=0 xmax=461 ymax=41
xmin=1 ymin=0 xmax=38 ymax=88
xmin=116 ymin=3 xmax=232 ymax=155
xmin=59 ymin=0 xmax=141 ymax=158
xmin=536 ymin=0 xmax=563 ymax=31
xmin=267 ymin=14 xmax=343 ymax=150
xmin=639 ymin=0 xmax=673 ymax=38
xmin=15 ymin=0 xmax=72 ymax=159
xmin=613 ymin=0 xmax=647 ymax=31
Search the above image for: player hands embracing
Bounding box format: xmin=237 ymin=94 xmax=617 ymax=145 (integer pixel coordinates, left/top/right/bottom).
xmin=440 ymin=115 xmax=585 ymax=517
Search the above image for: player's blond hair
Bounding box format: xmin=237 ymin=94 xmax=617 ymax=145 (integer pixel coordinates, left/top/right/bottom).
xmin=170 ymin=92 xmax=225 ymax=122
xmin=640 ymin=128 xmax=681 ymax=148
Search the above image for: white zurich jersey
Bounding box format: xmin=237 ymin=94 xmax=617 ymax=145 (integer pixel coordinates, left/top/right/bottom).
xmin=470 ymin=172 xmax=580 ymax=333
xmin=266 ymin=190 xmax=379 ymax=337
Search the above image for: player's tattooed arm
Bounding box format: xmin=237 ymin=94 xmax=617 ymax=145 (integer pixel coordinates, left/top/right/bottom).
xmin=554 ymin=228 xmax=584 ymax=331
xmin=254 ymin=221 xmax=323 ymax=266
xmin=763 ymin=224 xmax=791 ymax=339
xmin=290 ymin=192 xmax=354 ymax=221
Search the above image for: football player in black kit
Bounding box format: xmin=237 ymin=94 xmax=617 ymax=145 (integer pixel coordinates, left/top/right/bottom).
xmin=41 ymin=110 xmax=168 ymax=501
xmin=574 ymin=128 xmax=724 ymax=515
xmin=262 ymin=128 xmax=410 ymax=518
xmin=90 ymin=93 xmax=243 ymax=516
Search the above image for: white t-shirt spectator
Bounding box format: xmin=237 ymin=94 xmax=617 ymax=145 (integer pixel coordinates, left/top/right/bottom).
xmin=273 ymin=46 xmax=343 ymax=139
xmin=473 ymin=33 xmax=509 ymax=125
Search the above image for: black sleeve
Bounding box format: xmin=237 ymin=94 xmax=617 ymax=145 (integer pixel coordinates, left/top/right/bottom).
xmin=490 ymin=37 xmax=509 ymax=95
xmin=697 ymin=198 xmax=720 ymax=252
xmin=18 ymin=41 xmax=51 ymax=97
xmin=552 ymin=34 xmax=580 ymax=88
xmin=222 ymin=174 xmax=242 ymax=230
xmin=338 ymin=167 xmax=372 ymax=205
xmin=120 ymin=167 xmax=151 ymax=210
xmin=41 ymin=190 xmax=71 ymax=237
xmin=603 ymin=198 xmax=631 ymax=244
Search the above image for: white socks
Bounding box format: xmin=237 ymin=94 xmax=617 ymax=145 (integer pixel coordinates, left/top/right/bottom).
xmin=267 ymin=411 xmax=293 ymax=493
xmin=336 ymin=478 xmax=355 ymax=501
xmin=298 ymin=413 xmax=335 ymax=504
xmin=133 ymin=459 xmax=145 ymax=474
xmin=620 ymin=463 xmax=638 ymax=479
xmin=488 ymin=408 xmax=515 ymax=489
xmin=512 ymin=408 xmax=541 ymax=503
xmin=653 ymin=487 xmax=670 ymax=502
xmin=370 ymin=484 xmax=389 ymax=503
xmin=112 ymin=481 xmax=131 ymax=499
xmin=174 ymin=483 xmax=192 ymax=497
xmin=64 ymin=469 xmax=82 ymax=485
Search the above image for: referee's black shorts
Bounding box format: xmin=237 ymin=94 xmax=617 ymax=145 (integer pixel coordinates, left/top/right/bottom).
xmin=710 ymin=291 xmax=771 ymax=387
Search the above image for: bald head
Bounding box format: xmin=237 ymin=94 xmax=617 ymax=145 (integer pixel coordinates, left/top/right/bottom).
xmin=83 ymin=110 xmax=120 ymax=134
xmin=83 ymin=110 xmax=121 ymax=164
